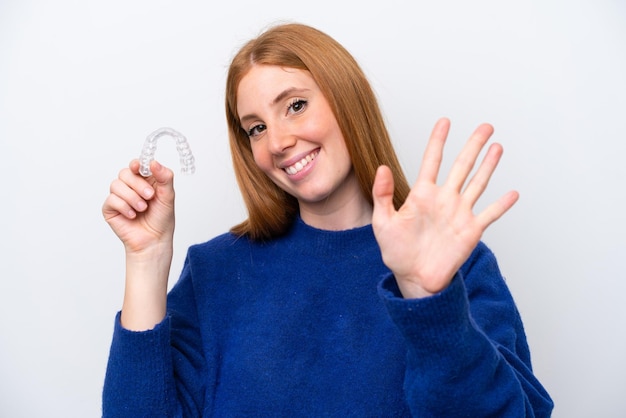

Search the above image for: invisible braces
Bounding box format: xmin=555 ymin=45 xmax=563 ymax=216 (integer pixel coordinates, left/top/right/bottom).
xmin=139 ymin=127 xmax=195 ymax=177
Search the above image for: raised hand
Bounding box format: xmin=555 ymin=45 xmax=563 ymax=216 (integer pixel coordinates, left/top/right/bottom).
xmin=372 ymin=118 xmax=519 ymax=299
xmin=102 ymin=159 xmax=176 ymax=330
xmin=102 ymin=159 xmax=176 ymax=255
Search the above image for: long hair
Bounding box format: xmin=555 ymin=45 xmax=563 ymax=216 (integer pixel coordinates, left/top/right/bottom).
xmin=226 ymin=23 xmax=410 ymax=240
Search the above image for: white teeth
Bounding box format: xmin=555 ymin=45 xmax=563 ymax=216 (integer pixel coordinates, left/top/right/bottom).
xmin=284 ymin=151 xmax=318 ymax=175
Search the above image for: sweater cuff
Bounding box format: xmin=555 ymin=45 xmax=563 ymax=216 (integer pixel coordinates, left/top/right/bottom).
xmin=103 ymin=313 xmax=176 ymax=416
xmin=108 ymin=311 xmax=172 ymax=375
xmin=113 ymin=310 xmax=170 ymax=337
xmin=377 ymin=273 xmax=474 ymax=360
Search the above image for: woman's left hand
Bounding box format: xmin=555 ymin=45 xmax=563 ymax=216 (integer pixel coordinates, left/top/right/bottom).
xmin=372 ymin=117 xmax=519 ymax=299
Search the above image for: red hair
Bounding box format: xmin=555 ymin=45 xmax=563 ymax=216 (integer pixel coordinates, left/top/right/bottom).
xmin=226 ymin=23 xmax=409 ymax=240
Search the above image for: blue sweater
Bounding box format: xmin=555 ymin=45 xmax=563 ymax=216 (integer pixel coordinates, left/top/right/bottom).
xmin=103 ymin=218 xmax=553 ymax=417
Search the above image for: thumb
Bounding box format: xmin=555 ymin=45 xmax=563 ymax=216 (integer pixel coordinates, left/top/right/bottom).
xmin=149 ymin=160 xmax=174 ymax=187
xmin=372 ymin=165 xmax=396 ymax=225
xmin=148 ymin=160 xmax=175 ymax=203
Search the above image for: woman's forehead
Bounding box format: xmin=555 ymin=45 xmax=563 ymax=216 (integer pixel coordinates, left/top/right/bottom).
xmin=236 ymin=65 xmax=318 ymax=115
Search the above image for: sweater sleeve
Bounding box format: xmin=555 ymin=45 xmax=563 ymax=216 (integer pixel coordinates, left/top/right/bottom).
xmin=377 ymin=242 xmax=554 ymax=417
xmin=102 ymin=255 xmax=207 ymax=418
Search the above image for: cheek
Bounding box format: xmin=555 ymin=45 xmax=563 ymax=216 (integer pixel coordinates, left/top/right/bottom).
xmin=250 ymin=143 xmax=272 ymax=172
xmin=303 ymin=113 xmax=333 ymax=138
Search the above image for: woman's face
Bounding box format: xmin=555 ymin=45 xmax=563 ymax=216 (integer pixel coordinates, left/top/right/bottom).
xmin=237 ymin=65 xmax=363 ymax=219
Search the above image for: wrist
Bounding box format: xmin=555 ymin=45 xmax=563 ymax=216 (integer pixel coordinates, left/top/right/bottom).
xmin=396 ymin=279 xmax=436 ymax=299
xmin=124 ymin=238 xmax=173 ymax=262
xmin=121 ymin=242 xmax=173 ymax=331
xmin=394 ymin=271 xmax=454 ymax=299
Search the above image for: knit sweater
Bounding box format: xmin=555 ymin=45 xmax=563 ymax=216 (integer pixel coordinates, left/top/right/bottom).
xmin=103 ymin=218 xmax=553 ymax=417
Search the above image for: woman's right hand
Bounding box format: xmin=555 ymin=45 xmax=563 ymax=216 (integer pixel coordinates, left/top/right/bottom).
xmin=102 ymin=159 xmax=176 ymax=256
xmin=102 ymin=159 xmax=176 ymax=330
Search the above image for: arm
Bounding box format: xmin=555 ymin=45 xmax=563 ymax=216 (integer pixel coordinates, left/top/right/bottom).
xmin=102 ymin=160 xmax=207 ymax=416
xmin=102 ymin=159 xmax=175 ymax=330
xmin=372 ymin=118 xmax=553 ymax=415
xmin=102 ymin=257 xmax=208 ymax=417
xmin=372 ymin=118 xmax=519 ymax=299
xmin=378 ymin=243 xmax=554 ymax=416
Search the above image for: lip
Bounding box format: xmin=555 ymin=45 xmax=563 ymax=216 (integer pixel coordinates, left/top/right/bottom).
xmin=279 ymin=148 xmax=320 ymax=178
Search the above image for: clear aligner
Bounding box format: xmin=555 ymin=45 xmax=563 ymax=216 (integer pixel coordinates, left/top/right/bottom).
xmin=139 ymin=127 xmax=195 ymax=177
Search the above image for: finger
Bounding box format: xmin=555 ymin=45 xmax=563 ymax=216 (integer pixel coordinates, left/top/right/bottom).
xmin=109 ymin=177 xmax=150 ymax=214
xmin=462 ymin=142 xmax=503 ymax=206
xmin=119 ymin=167 xmax=156 ymax=202
xmin=444 ymin=123 xmax=494 ymax=192
xmin=148 ymin=160 xmax=174 ymax=188
xmin=128 ymin=159 xmax=141 ymax=174
xmin=476 ymin=190 xmax=520 ymax=229
xmin=125 ymin=159 xmax=174 ymax=199
xmin=102 ymin=192 xmax=138 ymax=220
xmin=146 ymin=161 xmax=176 ymax=211
xmin=372 ymin=165 xmax=396 ymax=226
xmin=415 ymin=118 xmax=450 ymax=185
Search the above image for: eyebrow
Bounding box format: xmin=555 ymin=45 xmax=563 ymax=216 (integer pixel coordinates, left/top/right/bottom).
xmin=239 ymin=87 xmax=311 ymax=125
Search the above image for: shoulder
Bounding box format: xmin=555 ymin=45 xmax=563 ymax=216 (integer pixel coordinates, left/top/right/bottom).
xmin=190 ymin=231 xmax=247 ymax=251
xmin=187 ymin=232 xmax=252 ymax=263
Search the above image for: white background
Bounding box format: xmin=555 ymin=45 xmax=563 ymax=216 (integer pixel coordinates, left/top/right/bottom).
xmin=1 ymin=1 xmax=624 ymax=416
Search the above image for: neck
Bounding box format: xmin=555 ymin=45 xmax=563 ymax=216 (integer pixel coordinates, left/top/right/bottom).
xmin=298 ymin=191 xmax=373 ymax=231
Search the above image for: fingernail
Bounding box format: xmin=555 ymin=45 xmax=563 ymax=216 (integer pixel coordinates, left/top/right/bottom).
xmin=136 ymin=201 xmax=147 ymax=211
xmin=143 ymin=188 xmax=154 ymax=199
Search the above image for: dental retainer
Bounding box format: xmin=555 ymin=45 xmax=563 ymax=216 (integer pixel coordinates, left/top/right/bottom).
xmin=139 ymin=127 xmax=195 ymax=177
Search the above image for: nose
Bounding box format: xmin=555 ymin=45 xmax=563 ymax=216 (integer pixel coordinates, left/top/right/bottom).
xmin=266 ymin=127 xmax=296 ymax=155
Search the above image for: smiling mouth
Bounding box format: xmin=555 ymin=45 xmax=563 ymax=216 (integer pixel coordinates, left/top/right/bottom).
xmin=284 ymin=150 xmax=319 ymax=175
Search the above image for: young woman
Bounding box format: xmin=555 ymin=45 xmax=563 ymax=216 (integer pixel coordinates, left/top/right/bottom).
xmin=102 ymin=23 xmax=553 ymax=416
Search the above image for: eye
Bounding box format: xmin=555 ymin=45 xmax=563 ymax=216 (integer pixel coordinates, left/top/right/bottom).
xmin=287 ymin=98 xmax=307 ymax=115
xmin=246 ymin=123 xmax=266 ymax=138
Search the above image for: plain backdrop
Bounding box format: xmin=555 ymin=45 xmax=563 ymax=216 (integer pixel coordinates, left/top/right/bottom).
xmin=1 ymin=1 xmax=625 ymax=416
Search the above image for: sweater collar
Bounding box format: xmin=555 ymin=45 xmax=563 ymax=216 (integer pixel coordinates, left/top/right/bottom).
xmin=280 ymin=216 xmax=377 ymax=260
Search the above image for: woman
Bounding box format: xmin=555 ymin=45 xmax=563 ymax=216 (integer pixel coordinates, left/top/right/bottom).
xmin=102 ymin=23 xmax=553 ymax=416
